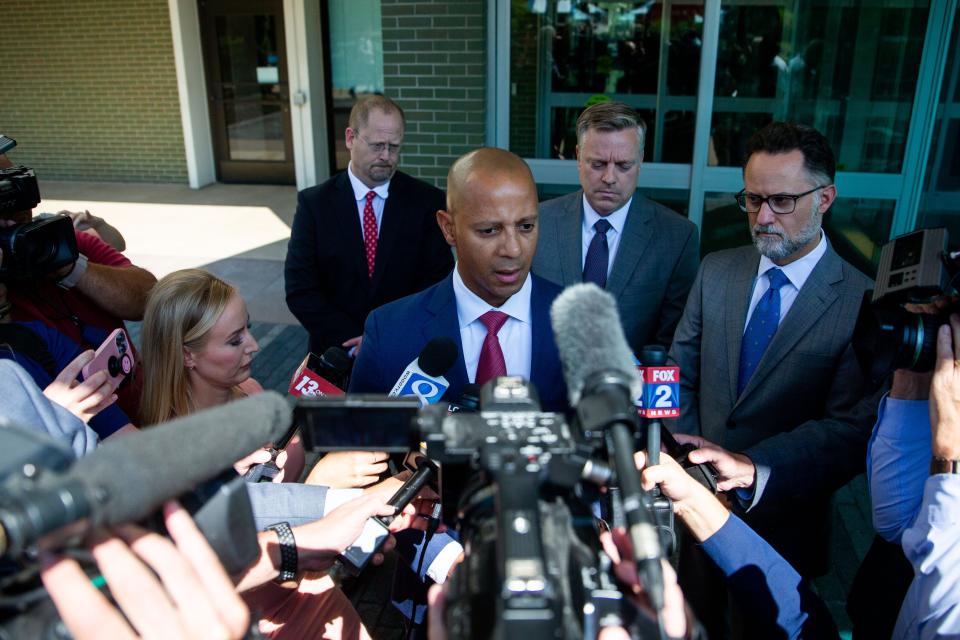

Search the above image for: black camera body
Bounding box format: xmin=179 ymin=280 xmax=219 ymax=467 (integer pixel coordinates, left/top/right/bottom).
xmin=853 ymin=228 xmax=960 ymax=382
xmin=0 ymin=166 xmax=78 ymax=282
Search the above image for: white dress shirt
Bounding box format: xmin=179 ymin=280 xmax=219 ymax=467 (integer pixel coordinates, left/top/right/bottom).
xmin=581 ymin=194 xmax=632 ymax=278
xmin=743 ymin=231 xmax=828 ymax=332
xmin=347 ymin=162 xmax=390 ymax=235
xmin=452 ymin=265 xmax=532 ymax=383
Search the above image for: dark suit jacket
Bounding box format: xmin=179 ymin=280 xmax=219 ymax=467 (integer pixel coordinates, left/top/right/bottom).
xmin=349 ymin=273 xmax=569 ymax=413
xmin=284 ymin=170 xmax=454 ymax=354
xmin=669 ymin=242 xmax=876 ymax=576
xmin=533 ymin=190 xmax=700 ymax=353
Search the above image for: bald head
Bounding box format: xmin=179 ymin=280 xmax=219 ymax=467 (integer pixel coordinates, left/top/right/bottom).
xmin=437 ymin=148 xmax=540 ymax=308
xmin=446 ymin=148 xmax=536 ymax=215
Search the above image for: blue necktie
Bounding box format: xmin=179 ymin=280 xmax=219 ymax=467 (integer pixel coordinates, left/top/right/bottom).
xmin=583 ymin=218 xmax=612 ymax=288
xmin=738 ymin=268 xmax=790 ymax=395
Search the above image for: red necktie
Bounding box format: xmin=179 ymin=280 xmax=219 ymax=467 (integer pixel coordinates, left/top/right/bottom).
xmin=362 ymin=191 xmax=378 ymax=278
xmin=475 ymin=310 xmax=509 ymax=386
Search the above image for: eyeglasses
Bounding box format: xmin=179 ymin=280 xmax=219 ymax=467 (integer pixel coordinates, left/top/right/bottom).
xmin=352 ymin=129 xmax=402 ymax=156
xmin=735 ymin=185 xmax=830 ymax=215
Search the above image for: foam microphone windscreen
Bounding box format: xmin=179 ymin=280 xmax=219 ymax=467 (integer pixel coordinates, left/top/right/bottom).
xmin=58 ymin=391 xmax=291 ymax=527
xmin=549 ymin=283 xmax=642 ymax=405
xmin=418 ymin=337 xmax=459 ymax=377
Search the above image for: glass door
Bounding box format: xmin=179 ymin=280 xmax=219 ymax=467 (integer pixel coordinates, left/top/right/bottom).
xmin=199 ymin=0 xmax=295 ymax=183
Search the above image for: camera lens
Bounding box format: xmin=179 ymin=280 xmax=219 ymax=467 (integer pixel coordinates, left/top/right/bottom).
xmin=852 ymin=301 xmax=943 ymax=383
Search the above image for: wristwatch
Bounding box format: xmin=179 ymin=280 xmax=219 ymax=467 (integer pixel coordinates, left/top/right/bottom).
xmin=266 ymin=521 xmax=298 ymax=583
xmin=57 ymin=254 xmax=88 ymax=289
xmin=930 ymin=457 xmax=960 ymax=475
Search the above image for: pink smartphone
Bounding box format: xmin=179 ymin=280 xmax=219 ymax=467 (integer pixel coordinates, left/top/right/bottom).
xmin=81 ymin=328 xmax=134 ymax=391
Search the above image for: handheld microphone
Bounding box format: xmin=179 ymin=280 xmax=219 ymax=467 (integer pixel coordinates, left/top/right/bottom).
xmin=636 ymin=345 xmax=681 ymax=420
xmin=0 ymin=392 xmax=292 ymax=559
xmin=550 ymin=283 xmax=665 ymax=613
xmin=446 ymin=383 xmax=481 ymax=413
xmin=289 ymin=347 xmax=351 ymax=397
xmin=389 ymin=337 xmax=458 ymax=407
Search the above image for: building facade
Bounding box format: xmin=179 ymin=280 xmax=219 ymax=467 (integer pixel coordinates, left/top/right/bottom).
xmin=2 ymin=0 xmax=958 ymax=273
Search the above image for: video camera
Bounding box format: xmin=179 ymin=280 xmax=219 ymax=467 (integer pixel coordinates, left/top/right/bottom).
xmin=0 ymin=137 xmax=79 ymax=282
xmin=853 ymin=228 xmax=960 ymax=382
xmin=297 ymin=376 xmax=676 ymax=639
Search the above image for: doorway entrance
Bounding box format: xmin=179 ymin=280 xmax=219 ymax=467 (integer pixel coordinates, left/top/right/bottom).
xmin=198 ymin=0 xmax=295 ymax=184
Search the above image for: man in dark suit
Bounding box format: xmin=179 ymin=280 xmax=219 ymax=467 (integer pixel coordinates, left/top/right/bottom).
xmin=285 ymin=95 xmax=453 ymax=356
xmin=669 ymin=122 xmax=877 ymax=637
xmin=533 ymin=101 xmax=699 ymax=352
xmin=350 ymin=146 xmax=568 ymax=411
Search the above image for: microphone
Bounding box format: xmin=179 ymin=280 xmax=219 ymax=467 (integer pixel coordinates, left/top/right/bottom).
xmin=0 ymin=392 xmax=292 ymax=559
xmin=446 ymin=383 xmax=481 ymax=413
xmin=550 ymin=283 xmax=665 ymax=612
xmin=636 ymin=345 xmax=680 ymax=421
xmin=289 ymin=347 xmax=352 ymax=397
xmin=389 ymin=337 xmax=458 ymax=407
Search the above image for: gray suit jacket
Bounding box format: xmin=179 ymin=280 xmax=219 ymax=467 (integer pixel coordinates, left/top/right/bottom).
xmin=669 ymin=242 xmax=877 ymax=576
xmin=533 ymin=190 xmax=700 ymax=352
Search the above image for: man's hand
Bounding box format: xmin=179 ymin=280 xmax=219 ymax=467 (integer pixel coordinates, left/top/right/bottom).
xmin=930 ymin=314 xmax=960 ymax=460
xmin=636 ymin=450 xmax=730 ymax=542
xmin=293 ymin=493 xmax=403 ymax=573
xmin=305 ymin=450 xmax=389 ymax=488
xmin=342 ymin=335 xmax=363 ymax=357
xmin=672 ymin=433 xmax=756 ymax=492
xmin=40 ymin=501 xmax=250 ymax=640
xmin=63 ymin=209 xmax=127 ymax=252
xmin=43 ymin=350 xmax=117 ymax=422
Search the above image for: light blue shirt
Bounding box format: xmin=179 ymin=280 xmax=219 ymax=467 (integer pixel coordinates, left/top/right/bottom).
xmin=347 ymin=162 xmax=389 ymax=235
xmin=452 ymin=265 xmax=532 ymax=383
xmin=581 ymin=194 xmax=631 ymax=278
xmin=743 ymin=231 xmax=828 ymax=332
xmin=868 ymin=394 xmax=960 ymax=638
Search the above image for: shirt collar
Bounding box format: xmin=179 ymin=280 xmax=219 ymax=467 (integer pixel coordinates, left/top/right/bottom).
xmin=757 ymin=230 xmax=828 ymax=290
xmin=347 ymin=163 xmax=390 ymax=201
xmin=452 ymin=265 xmax=533 ymax=329
xmin=582 ymin=193 xmax=632 ymax=235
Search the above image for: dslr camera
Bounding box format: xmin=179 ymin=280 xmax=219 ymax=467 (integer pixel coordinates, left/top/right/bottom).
xmin=853 ymin=228 xmax=960 ymax=382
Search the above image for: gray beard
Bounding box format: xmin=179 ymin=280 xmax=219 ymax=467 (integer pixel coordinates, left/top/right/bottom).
xmin=750 ymin=207 xmax=822 ymax=262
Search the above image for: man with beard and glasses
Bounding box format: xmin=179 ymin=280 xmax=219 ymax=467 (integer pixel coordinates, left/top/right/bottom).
xmin=285 ymin=95 xmax=454 ymax=357
xmin=667 ymin=122 xmax=878 ymax=639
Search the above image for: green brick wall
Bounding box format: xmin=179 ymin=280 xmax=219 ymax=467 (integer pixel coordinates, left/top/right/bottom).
xmin=0 ymin=0 xmax=187 ymax=183
xmin=381 ymin=0 xmax=486 ymax=188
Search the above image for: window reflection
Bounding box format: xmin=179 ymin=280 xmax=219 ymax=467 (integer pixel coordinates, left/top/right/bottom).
xmin=510 ymin=0 xmax=703 ymax=162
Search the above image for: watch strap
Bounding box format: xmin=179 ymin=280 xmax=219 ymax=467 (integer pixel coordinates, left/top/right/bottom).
xmin=930 ymin=457 xmax=960 ymax=476
xmin=266 ymin=521 xmax=298 ymax=583
xmin=57 ymin=253 xmax=88 ymax=289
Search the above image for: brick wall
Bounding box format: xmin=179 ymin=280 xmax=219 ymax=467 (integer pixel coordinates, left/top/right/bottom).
xmin=0 ymin=0 xmax=187 ymax=183
xmin=380 ymin=0 xmax=486 ymax=188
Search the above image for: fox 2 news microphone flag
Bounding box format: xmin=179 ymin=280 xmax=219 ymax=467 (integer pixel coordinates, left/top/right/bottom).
xmin=633 ymin=357 xmax=681 ymax=419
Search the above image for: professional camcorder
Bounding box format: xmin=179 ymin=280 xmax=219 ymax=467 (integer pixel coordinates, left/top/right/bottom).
xmin=0 ymin=137 xmax=80 ymax=281
xmin=297 ymin=375 xmax=675 ymax=639
xmin=853 ymin=228 xmax=960 ymax=382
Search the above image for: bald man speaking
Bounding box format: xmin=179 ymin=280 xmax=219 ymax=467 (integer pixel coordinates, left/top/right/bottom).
xmin=349 ymin=147 xmax=568 ymax=411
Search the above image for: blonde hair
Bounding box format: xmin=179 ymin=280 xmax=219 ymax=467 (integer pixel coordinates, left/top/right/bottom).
xmin=140 ymin=269 xmax=237 ymax=425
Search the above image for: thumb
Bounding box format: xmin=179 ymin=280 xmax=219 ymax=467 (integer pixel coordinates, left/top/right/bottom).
xmin=58 ymin=350 xmax=95 ymax=384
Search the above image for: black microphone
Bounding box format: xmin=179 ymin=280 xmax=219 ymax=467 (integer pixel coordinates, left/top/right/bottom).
xmin=550 ymin=283 xmax=665 ymax=613
xmin=388 ymin=337 xmax=459 ymax=406
xmin=0 ymin=392 xmax=291 ymax=558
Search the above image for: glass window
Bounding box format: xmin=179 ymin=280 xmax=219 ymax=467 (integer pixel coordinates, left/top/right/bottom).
xmin=509 ymin=0 xmax=703 ymax=163
xmin=918 ymin=9 xmax=960 ymax=239
xmin=701 ymin=192 xmax=894 ymax=275
xmin=710 ymin=1 xmax=929 ymax=173
xmin=327 ymin=0 xmax=385 ymax=170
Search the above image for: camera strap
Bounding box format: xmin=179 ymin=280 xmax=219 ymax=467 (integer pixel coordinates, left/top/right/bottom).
xmin=0 ymin=324 xmax=59 ymax=379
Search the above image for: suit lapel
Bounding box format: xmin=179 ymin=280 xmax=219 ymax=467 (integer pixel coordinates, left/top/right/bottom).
xmin=529 ymin=276 xmax=551 ymax=387
xmin=558 ymin=192 xmax=584 ymax=284
xmin=333 ymin=172 xmax=370 ymax=282
xmin=607 ymin=195 xmax=654 ymax=299
xmin=370 ymin=176 xmax=403 ymax=293
xmin=422 ymin=274 xmax=469 ymax=391
xmin=726 ymin=251 xmax=761 ymax=405
xmin=735 ymin=246 xmax=843 ymax=407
